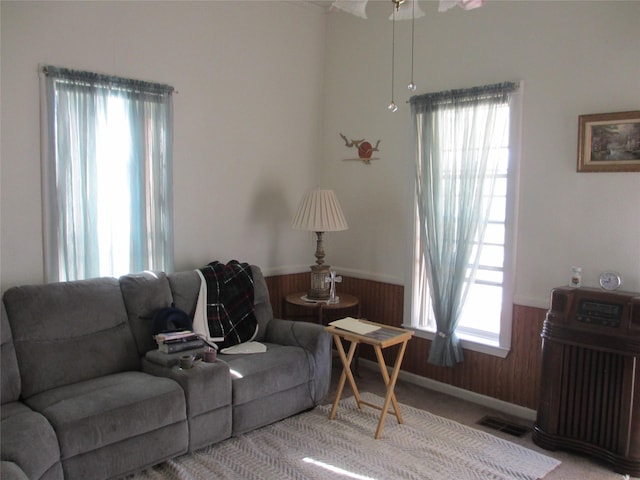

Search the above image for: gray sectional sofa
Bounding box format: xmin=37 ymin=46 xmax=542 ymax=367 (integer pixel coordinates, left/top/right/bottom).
xmin=0 ymin=266 xmax=331 ymax=480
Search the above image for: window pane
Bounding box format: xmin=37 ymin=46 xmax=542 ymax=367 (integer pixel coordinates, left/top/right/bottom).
xmin=474 ymin=268 xmax=503 ymax=284
xmin=495 ymin=149 xmax=509 ymax=172
xmin=479 ymin=244 xmax=504 ymax=268
xmin=493 ymin=177 xmax=508 ymax=196
xmin=458 ymin=283 xmax=502 ymax=335
xmin=483 ymin=223 xmax=505 ymax=245
xmin=488 ymin=197 xmax=506 ymax=222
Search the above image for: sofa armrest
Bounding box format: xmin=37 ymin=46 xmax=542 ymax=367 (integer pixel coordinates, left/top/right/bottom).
xmin=264 ymin=318 xmax=332 ymax=403
xmin=142 ymin=353 xmax=231 ymax=419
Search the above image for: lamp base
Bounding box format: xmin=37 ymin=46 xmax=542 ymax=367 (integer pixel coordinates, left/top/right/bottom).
xmin=307 ymin=264 xmax=331 ymax=300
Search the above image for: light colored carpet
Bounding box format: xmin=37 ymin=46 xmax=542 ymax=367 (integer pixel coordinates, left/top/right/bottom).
xmin=132 ymin=392 xmax=561 ymax=480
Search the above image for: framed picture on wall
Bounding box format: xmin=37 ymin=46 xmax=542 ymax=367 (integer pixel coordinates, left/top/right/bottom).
xmin=577 ymin=111 xmax=640 ymax=172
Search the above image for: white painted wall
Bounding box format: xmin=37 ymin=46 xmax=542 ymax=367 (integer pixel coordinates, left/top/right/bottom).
xmin=2 ymin=1 xmax=639 ymax=313
xmin=321 ymin=0 xmax=640 ymax=309
xmin=1 ymin=0 xmax=326 ymax=291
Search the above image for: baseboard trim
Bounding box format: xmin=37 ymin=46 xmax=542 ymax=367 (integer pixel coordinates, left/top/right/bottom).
xmin=359 ymin=358 xmax=537 ymax=422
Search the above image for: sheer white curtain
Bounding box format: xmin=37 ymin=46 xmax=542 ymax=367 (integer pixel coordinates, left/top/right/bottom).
xmin=410 ymin=82 xmax=518 ymax=367
xmin=40 ymin=66 xmax=174 ymax=282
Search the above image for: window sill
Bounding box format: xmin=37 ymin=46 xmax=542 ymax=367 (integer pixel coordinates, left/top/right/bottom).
xmin=402 ymin=325 xmax=511 ymax=359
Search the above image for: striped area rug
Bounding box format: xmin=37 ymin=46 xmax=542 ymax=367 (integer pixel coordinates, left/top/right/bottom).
xmin=132 ymin=392 xmax=560 ymax=480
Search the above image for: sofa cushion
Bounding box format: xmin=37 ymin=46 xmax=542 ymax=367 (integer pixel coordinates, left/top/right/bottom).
xmin=63 ymin=421 xmax=187 ymax=480
xmin=220 ymin=343 xmax=314 ymax=406
xmin=1 ymin=303 xmax=21 ymax=404
xmin=119 ymin=271 xmax=174 ymax=355
xmin=3 ymin=277 xmax=140 ymax=398
xmin=24 ymin=371 xmax=186 ymax=459
xmin=1 ymin=401 xmax=62 ymax=480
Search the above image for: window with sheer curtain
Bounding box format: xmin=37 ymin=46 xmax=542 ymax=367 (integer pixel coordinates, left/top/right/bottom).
xmin=410 ymin=81 xmax=521 ymax=365
xmin=40 ymin=66 xmax=174 ymax=282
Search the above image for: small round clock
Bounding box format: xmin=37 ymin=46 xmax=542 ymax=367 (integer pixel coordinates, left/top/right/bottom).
xmin=599 ymin=272 xmax=622 ymax=291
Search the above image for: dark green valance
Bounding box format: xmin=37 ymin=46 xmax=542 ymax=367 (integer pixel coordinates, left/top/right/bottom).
xmin=410 ymin=81 xmax=519 ymax=110
xmin=42 ymin=65 xmax=174 ymax=95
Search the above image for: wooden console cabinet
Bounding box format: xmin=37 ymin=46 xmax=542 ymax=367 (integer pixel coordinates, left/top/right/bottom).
xmin=533 ymin=287 xmax=640 ymax=476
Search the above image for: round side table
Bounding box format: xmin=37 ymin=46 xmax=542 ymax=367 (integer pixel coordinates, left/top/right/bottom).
xmin=283 ymin=292 xmax=360 ymax=326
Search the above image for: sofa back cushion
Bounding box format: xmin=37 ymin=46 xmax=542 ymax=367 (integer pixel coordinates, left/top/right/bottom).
xmin=167 ymin=270 xmax=200 ymax=317
xmin=1 ymin=303 xmax=21 ymax=404
xmin=3 ymin=277 xmax=139 ymax=399
xmin=119 ymin=271 xmax=174 ymax=355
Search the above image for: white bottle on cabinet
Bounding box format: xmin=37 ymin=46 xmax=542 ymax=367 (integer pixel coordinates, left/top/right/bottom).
xmin=569 ymin=266 xmax=582 ymax=288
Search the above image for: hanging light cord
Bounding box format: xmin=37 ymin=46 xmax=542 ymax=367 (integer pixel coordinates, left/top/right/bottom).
xmin=388 ymin=5 xmax=398 ymax=112
xmin=409 ymin=0 xmax=416 ymax=91
xmin=391 ymin=8 xmax=395 ymax=101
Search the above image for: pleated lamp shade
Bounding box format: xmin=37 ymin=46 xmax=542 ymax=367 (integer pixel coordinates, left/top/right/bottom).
xmin=292 ymin=189 xmax=348 ymax=233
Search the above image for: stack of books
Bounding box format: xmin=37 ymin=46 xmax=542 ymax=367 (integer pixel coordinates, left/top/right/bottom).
xmin=155 ymin=330 xmax=204 ymax=354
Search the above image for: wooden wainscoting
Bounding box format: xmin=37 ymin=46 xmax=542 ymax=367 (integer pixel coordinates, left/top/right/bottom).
xmin=266 ymin=272 xmax=546 ymax=410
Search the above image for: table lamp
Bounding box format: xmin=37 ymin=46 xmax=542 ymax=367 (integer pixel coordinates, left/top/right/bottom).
xmin=292 ymin=189 xmax=348 ymax=300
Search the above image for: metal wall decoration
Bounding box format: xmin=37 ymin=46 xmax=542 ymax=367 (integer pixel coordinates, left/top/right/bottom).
xmin=340 ymin=133 xmax=381 ymax=164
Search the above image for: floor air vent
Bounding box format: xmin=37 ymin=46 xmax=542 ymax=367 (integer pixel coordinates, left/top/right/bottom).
xmin=477 ymin=416 xmax=530 ymax=437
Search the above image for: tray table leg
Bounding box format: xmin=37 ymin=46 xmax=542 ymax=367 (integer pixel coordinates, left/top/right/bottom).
xmin=329 ymin=335 xmax=361 ymax=420
xmin=373 ymin=338 xmax=409 ymax=439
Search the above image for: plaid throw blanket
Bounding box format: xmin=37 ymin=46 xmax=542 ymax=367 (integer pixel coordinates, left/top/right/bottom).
xmin=198 ymin=260 xmax=257 ymax=349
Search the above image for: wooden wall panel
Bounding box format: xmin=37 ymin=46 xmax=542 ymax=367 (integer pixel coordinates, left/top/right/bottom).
xmin=265 ymin=272 xmax=308 ymax=318
xmin=266 ymin=272 xmax=547 ymax=410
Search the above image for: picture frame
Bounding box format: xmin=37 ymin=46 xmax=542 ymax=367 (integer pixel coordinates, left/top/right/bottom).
xmin=577 ymin=110 xmax=640 ymax=172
